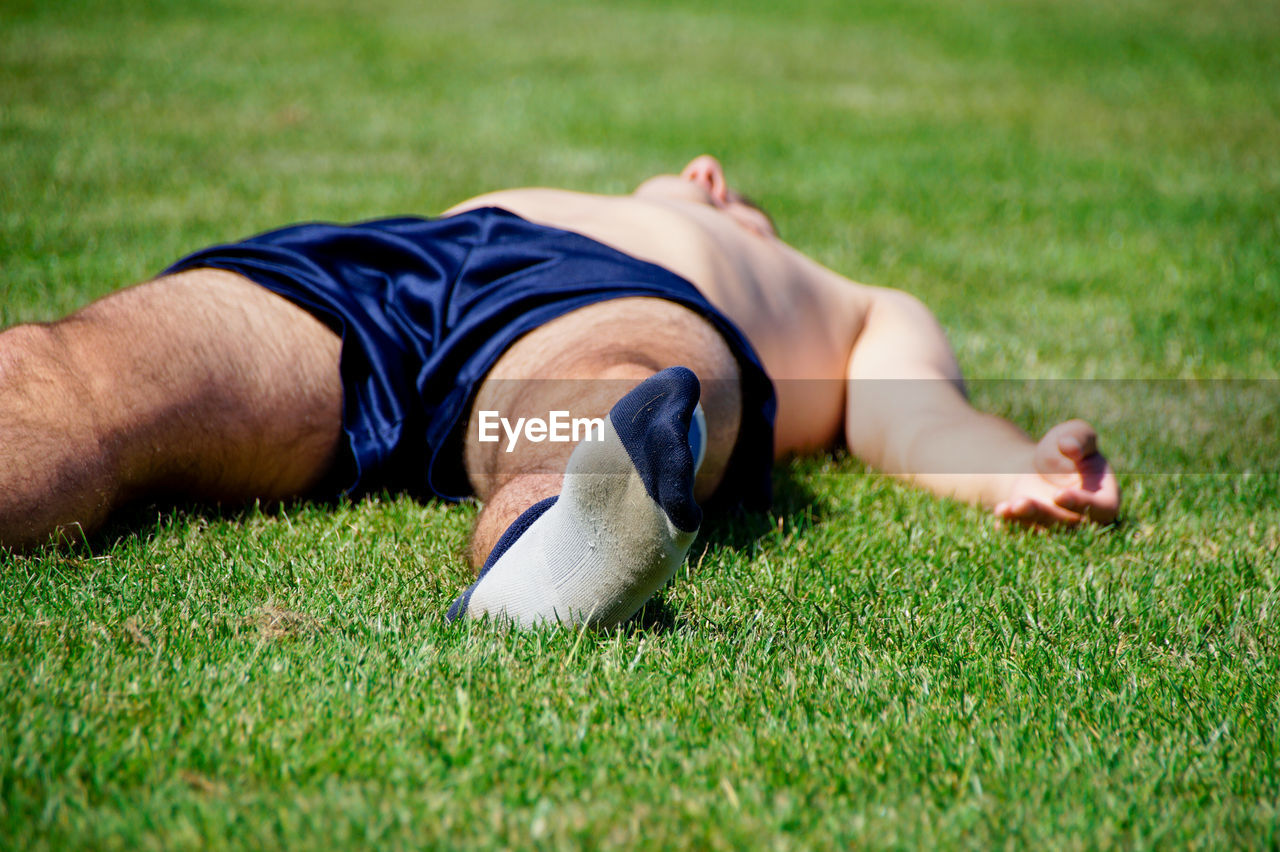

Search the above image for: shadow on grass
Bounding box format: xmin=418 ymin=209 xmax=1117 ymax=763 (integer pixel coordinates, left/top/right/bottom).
xmin=626 ymin=462 xmax=827 ymax=634
xmin=6 ymin=462 xmax=830 ymax=640
xmin=19 ymin=489 xmax=366 ymax=562
xmin=50 ymin=457 xmax=826 ymax=555
xmin=700 ymin=458 xmax=827 ymax=551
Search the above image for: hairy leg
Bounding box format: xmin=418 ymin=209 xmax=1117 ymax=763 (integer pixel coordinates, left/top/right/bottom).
xmin=844 ymin=288 xmax=1119 ymax=526
xmin=0 ymin=269 xmax=343 ymax=550
xmin=462 ymin=297 xmax=742 ymax=567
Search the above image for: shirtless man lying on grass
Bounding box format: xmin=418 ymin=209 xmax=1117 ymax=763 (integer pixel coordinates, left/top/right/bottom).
xmin=0 ymin=155 xmax=1119 ymax=626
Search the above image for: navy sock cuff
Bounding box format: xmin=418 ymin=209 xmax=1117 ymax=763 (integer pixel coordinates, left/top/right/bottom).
xmin=608 ymin=366 xmax=702 ymax=533
xmin=445 ymin=495 xmax=558 ymax=623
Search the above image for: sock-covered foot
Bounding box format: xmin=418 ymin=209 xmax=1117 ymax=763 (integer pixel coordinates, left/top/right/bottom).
xmin=447 ymin=366 xmax=705 ymax=628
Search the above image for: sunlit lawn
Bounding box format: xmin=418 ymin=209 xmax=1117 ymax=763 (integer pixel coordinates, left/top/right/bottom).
xmin=2 ymin=0 xmax=1277 ymax=847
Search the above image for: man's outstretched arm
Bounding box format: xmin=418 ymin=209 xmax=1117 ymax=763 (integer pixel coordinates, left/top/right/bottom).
xmin=842 ymin=288 xmax=1119 ymax=526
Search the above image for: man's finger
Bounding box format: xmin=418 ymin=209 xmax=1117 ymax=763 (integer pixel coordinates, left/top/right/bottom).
xmin=996 ymin=496 xmax=1083 ymax=527
xmin=1054 ymin=486 xmax=1120 ymax=524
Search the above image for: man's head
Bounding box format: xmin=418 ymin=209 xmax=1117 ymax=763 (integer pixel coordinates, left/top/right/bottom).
xmin=633 ymin=155 xmax=778 ymax=239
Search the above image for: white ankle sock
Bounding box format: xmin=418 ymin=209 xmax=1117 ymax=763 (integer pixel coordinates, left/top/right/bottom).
xmin=447 ymin=367 xmax=705 ymax=628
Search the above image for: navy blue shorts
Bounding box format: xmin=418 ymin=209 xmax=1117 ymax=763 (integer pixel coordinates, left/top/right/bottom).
xmin=163 ymin=207 xmax=776 ymax=511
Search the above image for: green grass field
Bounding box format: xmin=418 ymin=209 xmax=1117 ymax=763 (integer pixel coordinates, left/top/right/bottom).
xmin=2 ymin=0 xmax=1278 ymax=847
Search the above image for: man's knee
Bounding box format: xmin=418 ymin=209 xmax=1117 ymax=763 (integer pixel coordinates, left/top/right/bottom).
xmin=0 ymin=321 xmax=123 ymax=550
xmin=465 ymin=299 xmax=743 ymax=503
xmin=0 ymin=322 xmax=98 ymax=435
xmin=1 ymin=321 xmax=67 ymax=377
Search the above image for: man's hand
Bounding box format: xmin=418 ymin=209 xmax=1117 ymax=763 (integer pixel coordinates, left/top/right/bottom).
xmin=994 ymin=419 xmax=1120 ymax=527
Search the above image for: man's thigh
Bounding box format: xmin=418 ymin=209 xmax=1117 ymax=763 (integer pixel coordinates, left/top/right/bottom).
xmin=71 ymin=268 xmax=344 ymax=499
